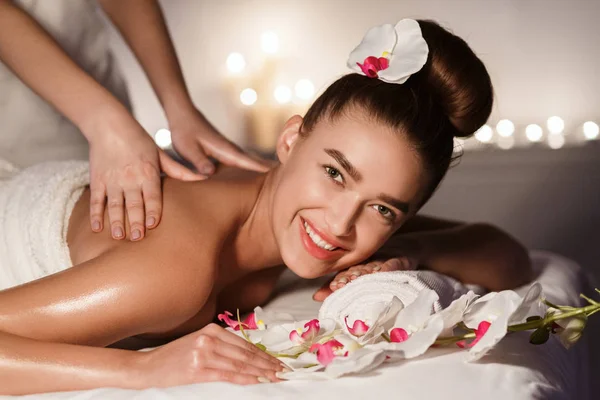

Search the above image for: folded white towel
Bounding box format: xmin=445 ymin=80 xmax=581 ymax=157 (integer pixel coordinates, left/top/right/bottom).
xmin=0 ymin=160 xmax=89 ymax=290
xmin=318 ymin=270 xmax=479 ymax=324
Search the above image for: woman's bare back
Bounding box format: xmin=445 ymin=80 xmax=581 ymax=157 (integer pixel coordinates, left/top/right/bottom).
xmin=0 ymin=167 xmax=281 ymax=349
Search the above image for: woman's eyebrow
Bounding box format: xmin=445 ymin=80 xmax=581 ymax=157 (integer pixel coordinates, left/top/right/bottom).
xmin=324 ymin=148 xmax=410 ymax=214
xmin=377 ymin=193 xmax=410 ymax=214
xmin=324 ymin=148 xmax=362 ymax=182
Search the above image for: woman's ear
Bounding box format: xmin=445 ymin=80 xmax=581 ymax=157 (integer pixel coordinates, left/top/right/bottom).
xmin=276 ymin=115 xmax=304 ymax=164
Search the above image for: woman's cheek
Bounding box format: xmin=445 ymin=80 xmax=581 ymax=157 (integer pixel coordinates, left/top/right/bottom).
xmin=357 ymin=225 xmax=390 ymax=255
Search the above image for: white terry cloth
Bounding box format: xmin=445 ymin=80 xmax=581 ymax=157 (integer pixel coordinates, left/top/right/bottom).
xmin=0 ymin=160 xmax=89 ymax=290
xmin=318 ymin=270 xmax=481 ymax=323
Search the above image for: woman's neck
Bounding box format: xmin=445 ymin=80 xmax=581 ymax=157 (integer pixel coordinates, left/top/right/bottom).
xmin=232 ymin=166 xmax=284 ymax=273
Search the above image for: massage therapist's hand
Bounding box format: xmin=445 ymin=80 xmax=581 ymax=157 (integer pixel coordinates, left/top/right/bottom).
xmin=88 ymin=113 xmax=205 ymax=241
xmin=168 ymin=106 xmax=272 ymax=176
xmin=135 ymin=323 xmax=283 ymax=386
xmin=312 ymin=256 xmax=418 ymax=302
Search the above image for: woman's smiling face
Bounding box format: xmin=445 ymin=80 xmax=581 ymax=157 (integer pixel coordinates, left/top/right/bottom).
xmin=271 ymin=110 xmax=428 ymax=278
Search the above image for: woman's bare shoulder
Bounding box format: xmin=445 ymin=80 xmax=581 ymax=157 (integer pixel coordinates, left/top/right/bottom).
xmin=160 ymin=166 xmax=265 ymax=231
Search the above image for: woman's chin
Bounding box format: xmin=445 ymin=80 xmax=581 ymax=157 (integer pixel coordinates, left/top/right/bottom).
xmin=286 ymin=265 xmax=324 ymax=280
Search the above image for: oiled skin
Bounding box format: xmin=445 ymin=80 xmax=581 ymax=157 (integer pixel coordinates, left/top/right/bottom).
xmin=0 ymin=168 xmax=284 ymax=349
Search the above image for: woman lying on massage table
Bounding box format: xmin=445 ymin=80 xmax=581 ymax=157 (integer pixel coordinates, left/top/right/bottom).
xmin=0 ymin=19 xmax=532 ymax=395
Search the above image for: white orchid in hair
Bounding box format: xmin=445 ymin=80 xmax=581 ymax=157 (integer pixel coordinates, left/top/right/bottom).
xmin=347 ymin=19 xmax=429 ymax=84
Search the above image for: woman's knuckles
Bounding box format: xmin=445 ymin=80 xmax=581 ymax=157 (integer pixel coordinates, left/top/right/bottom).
xmin=194 ymin=334 xmax=215 ymax=348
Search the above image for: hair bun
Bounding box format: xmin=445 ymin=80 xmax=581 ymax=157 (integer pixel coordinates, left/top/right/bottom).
xmin=417 ymin=20 xmax=493 ymax=138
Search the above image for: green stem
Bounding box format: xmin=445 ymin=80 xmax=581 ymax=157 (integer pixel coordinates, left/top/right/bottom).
xmin=580 ymin=294 xmax=599 ymax=305
xmin=435 ymin=302 xmax=600 ymax=345
xmin=435 ymin=332 xmax=475 ymax=346
xmin=543 ymin=298 xmax=562 ymax=310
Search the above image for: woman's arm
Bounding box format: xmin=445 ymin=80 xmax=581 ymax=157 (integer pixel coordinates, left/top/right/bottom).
xmin=0 ymin=236 xmax=206 ymax=393
xmin=381 ymin=215 xmax=533 ymax=291
xmin=0 ymin=232 xmax=282 ymax=394
xmin=0 ymin=330 xmax=142 ymax=394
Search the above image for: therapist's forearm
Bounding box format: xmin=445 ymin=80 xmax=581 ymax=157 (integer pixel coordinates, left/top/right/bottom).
xmin=99 ymin=0 xmax=196 ymax=121
xmin=0 ymin=1 xmax=132 ymax=141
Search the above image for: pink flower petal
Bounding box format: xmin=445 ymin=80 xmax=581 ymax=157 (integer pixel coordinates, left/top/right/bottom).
xmin=289 ymin=329 xmax=302 ymax=344
xmin=243 ymin=313 xmax=258 ymax=330
xmin=217 ymin=311 xmax=240 ymax=330
xmin=390 ymin=327 xmax=409 ymax=343
xmin=301 ymin=319 xmax=321 ymax=341
xmin=378 ymin=57 xmax=389 ymax=70
xmin=357 ymin=56 xmax=384 ymax=78
xmin=345 ymin=316 xmax=370 ymax=337
xmin=310 ymin=339 xmax=344 ymax=366
xmin=470 ymin=321 xmax=492 ymax=347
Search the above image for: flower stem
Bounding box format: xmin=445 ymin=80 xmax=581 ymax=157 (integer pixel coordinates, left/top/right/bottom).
xmin=435 ymin=301 xmax=600 ymax=345
xmin=581 ymin=294 xmax=598 ymax=305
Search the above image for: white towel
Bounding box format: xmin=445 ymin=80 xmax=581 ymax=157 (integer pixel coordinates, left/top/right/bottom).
xmin=318 ymin=270 xmax=481 ymax=324
xmin=0 ymin=160 xmax=89 ymax=290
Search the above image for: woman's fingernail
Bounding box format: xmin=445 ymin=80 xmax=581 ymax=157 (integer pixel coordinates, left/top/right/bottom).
xmin=275 ymin=372 xmax=288 ymax=379
xmin=201 ymin=164 xmax=214 ymax=175
xmin=131 ymin=229 xmax=141 ymax=240
xmin=338 ymin=277 xmax=348 ymax=284
xmin=257 ymin=376 xmax=271 ymax=383
xmin=113 ymin=227 xmax=124 ymax=239
xmin=92 ymin=221 xmax=101 ymax=231
xmin=351 ymin=271 xmax=361 ymax=277
xmin=146 ymin=217 xmax=155 ymax=227
xmin=373 ymin=265 xmax=382 ymax=271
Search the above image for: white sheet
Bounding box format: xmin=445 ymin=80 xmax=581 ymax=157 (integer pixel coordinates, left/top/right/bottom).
xmin=4 ymin=250 xmax=591 ymax=400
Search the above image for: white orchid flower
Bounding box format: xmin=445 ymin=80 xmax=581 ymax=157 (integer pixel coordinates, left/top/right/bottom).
xmin=462 ymin=283 xmax=543 ymax=361
xmin=220 ymin=306 xmax=296 ymax=344
xmin=436 ymin=291 xmax=480 ymax=337
xmin=342 ymin=296 xmax=405 ymax=345
xmin=546 ymin=308 xmax=587 ymax=349
xmin=368 ymin=289 xmax=444 ymax=360
xmin=259 ymin=318 xmax=337 ymax=356
xmin=347 ymin=19 xmax=429 ymax=84
xmin=277 ymin=338 xmax=387 ymax=380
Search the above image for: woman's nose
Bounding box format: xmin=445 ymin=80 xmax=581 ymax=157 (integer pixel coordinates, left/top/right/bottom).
xmin=325 ymin=196 xmax=360 ymax=237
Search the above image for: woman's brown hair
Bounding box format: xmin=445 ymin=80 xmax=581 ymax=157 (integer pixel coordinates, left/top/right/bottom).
xmin=300 ymin=20 xmax=494 ymax=205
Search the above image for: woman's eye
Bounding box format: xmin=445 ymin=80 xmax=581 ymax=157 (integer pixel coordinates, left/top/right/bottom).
xmin=374 ymin=205 xmax=395 ymax=220
xmin=324 ymin=166 xmax=344 ymax=184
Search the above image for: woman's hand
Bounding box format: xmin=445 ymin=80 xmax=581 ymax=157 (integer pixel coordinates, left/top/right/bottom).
xmin=135 ymin=323 xmax=284 ymax=386
xmin=87 ymin=114 xmax=205 ymax=241
xmin=168 ymin=107 xmax=271 ymax=176
xmin=312 ymin=256 xmax=418 ymax=302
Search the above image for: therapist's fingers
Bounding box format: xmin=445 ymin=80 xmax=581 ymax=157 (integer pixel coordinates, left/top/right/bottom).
xmin=203 ymin=134 xmax=270 ymax=173
xmin=106 ymin=185 xmax=125 ymax=240
xmin=158 ymin=149 xmax=206 ymax=182
xmin=142 ymin=175 xmax=163 ymax=230
xmin=89 ymin=182 xmax=107 ymax=233
xmin=124 ymin=187 xmax=145 ymax=241
xmin=176 ymin=141 xmax=215 ymax=177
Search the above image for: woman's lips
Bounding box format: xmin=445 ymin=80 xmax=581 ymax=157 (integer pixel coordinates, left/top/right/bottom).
xmin=299 ymin=217 xmax=344 ymax=261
